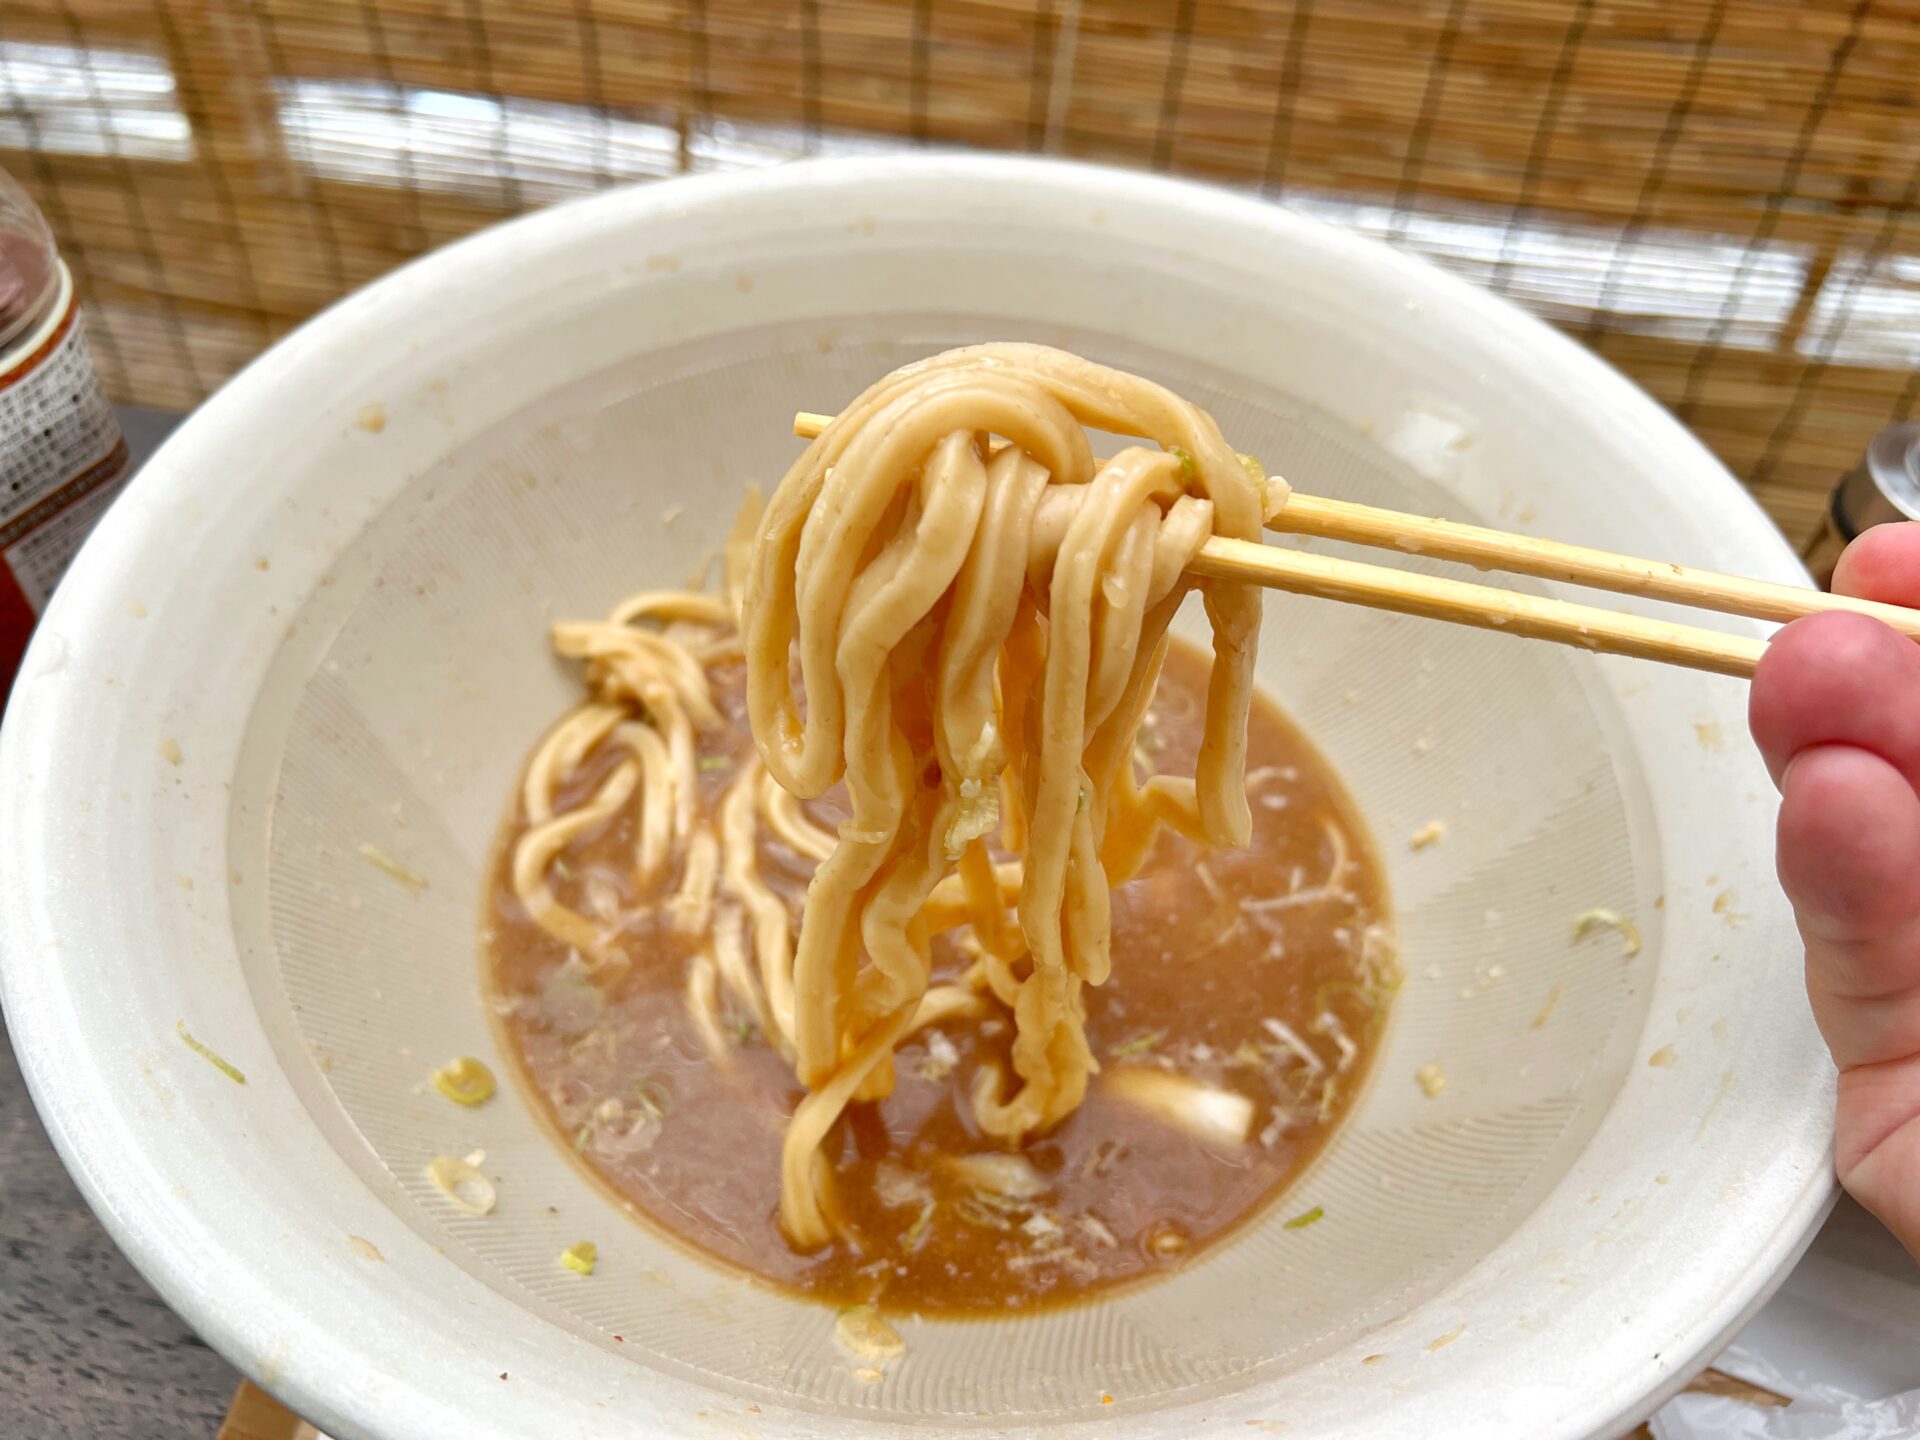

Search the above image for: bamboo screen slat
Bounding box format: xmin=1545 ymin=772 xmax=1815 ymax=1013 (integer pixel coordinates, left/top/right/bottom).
xmin=1 ymin=0 xmax=1916 ymax=545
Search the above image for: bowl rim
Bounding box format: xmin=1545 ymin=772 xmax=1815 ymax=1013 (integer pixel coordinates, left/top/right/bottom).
xmin=0 ymin=151 xmax=1834 ymax=1439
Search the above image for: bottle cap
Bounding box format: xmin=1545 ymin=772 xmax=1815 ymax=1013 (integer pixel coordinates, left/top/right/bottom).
xmin=1830 ymin=421 xmax=1920 ymax=541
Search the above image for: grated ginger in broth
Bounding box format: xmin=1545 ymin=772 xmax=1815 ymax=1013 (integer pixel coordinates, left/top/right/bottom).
xmin=1261 ymin=1016 xmax=1326 ymax=1074
xmin=916 ymin=1028 xmax=961 ymax=1081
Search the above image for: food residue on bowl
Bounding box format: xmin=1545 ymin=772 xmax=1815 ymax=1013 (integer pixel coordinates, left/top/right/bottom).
xmin=426 ymin=1153 xmax=497 ymax=1216
xmin=835 ymin=1304 xmax=906 ymax=1363
xmin=175 ymin=1020 xmax=245 ymax=1084
xmin=1713 ymin=889 xmax=1745 ymax=927
xmin=431 ymin=1057 xmax=496 ymax=1107
xmin=1572 ymin=908 xmax=1641 ymax=958
xmin=358 ymin=842 xmax=428 ymax=892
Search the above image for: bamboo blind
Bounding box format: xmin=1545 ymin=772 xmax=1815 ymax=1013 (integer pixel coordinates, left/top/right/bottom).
xmin=2 ymin=0 xmax=1917 ymax=545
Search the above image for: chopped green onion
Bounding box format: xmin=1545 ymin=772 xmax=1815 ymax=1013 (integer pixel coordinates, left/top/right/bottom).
xmin=175 ymin=1020 xmax=246 ymax=1085
xmin=1109 ymin=1030 xmax=1164 ymax=1060
xmin=956 ymin=1197 xmax=1013 ymax=1231
xmin=1284 ymin=1205 xmax=1324 ymax=1230
xmin=633 ymin=1077 xmax=673 ymax=1118
xmin=1169 ymin=445 xmax=1196 ymax=480
xmin=431 ymin=1056 xmax=496 ymax=1107
xmin=697 ymin=755 xmax=732 ymax=773
xmin=901 ymin=1201 xmax=936 ymax=1254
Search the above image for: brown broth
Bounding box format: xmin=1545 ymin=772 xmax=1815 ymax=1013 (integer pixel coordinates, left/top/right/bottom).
xmin=482 ymin=639 xmax=1394 ymax=1314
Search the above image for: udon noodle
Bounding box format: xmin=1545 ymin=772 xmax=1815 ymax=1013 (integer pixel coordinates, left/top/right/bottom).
xmin=510 ymin=343 xmax=1277 ymax=1251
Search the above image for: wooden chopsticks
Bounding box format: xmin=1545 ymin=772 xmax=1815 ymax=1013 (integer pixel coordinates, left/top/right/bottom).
xmin=790 ymin=411 xmax=1920 ymax=679
xmin=1266 ymin=493 xmax=1920 ymax=639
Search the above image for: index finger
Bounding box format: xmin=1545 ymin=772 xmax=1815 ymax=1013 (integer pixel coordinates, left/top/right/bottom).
xmin=1833 ymin=520 xmax=1920 ymax=608
xmin=1749 ymin=520 xmax=1920 ymax=794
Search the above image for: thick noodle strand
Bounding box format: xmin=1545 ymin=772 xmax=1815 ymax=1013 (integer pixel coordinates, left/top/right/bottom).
xmin=744 ymin=344 xmax=1268 ymax=1246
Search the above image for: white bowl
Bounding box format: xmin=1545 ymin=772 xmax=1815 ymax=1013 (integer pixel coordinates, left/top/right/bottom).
xmin=0 ymin=156 xmax=1833 ymax=1439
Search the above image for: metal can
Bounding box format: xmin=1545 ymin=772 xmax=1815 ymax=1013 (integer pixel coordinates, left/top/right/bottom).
xmin=1800 ymin=421 xmax=1920 ymax=590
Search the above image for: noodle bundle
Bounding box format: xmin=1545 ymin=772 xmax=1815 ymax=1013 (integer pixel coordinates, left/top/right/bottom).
xmin=744 ymin=344 xmax=1273 ymax=1246
xmin=507 ymin=345 xmax=1274 ymax=1252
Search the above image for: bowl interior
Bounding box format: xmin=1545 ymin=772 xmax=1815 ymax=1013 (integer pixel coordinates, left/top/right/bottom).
xmin=240 ymin=315 xmax=1653 ymax=1411
xmin=6 ymin=159 xmax=1826 ymax=1439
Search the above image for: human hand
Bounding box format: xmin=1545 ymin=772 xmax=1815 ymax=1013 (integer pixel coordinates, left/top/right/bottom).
xmin=1749 ymin=521 xmax=1920 ymax=1259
